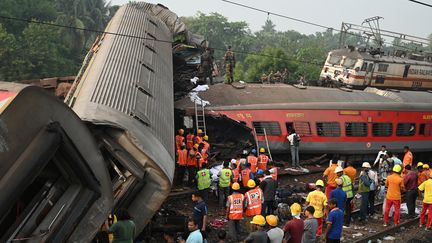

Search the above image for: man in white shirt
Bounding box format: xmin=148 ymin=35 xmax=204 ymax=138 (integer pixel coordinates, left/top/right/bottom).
xmin=367 ymin=167 xmax=379 ymax=216
xmin=287 ymin=129 xmax=300 ymax=168
xmin=266 ymin=215 xmax=284 ymax=243
xmin=373 ymin=145 xmax=387 ymax=167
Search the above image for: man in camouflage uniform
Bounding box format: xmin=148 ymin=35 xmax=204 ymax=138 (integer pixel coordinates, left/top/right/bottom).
xmin=223 ymin=46 xmax=236 ymax=84
xmin=200 ymin=47 xmax=214 ymax=85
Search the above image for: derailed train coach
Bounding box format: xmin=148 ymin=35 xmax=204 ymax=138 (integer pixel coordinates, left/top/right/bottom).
xmin=0 ymin=2 xmax=202 ymax=241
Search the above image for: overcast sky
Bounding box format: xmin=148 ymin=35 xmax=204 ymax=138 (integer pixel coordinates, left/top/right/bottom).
xmin=111 ymin=0 xmax=431 ymax=39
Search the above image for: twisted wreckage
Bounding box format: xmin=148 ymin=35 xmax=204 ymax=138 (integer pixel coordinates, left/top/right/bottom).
xmin=0 ymin=2 xmax=208 ymax=242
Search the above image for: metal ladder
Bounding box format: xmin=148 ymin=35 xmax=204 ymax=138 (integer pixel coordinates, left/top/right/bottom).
xmin=194 ymin=100 xmax=207 ymax=135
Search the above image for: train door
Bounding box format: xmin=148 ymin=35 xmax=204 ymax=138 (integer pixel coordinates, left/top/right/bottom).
xmin=364 ymin=62 xmax=374 ymax=86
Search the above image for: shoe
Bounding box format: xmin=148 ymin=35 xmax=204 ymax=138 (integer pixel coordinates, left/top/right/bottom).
xmin=343 ymin=225 xmax=350 ymax=229
xmin=419 ymin=224 xmax=424 ymax=228
xmin=383 ymin=224 xmax=388 ymax=227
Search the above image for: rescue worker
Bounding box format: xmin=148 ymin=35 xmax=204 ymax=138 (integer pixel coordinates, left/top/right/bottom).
xmin=196 ymin=163 xmax=212 ymax=202
xmin=358 ymin=162 xmax=372 ymax=223
xmin=343 ymin=161 xmax=357 ymax=185
xmin=283 ymin=203 xmax=304 ymax=243
xmin=244 ymin=215 xmax=269 ymax=242
xmin=418 ymin=162 xmax=427 ymax=186
xmin=226 ymin=182 xmax=245 ymax=241
xmin=403 ymin=146 xmax=413 ymax=168
xmin=424 ymin=164 xmax=431 ymax=179
xmin=200 ymin=47 xmax=214 ymax=85
xmin=241 ymin=163 xmax=255 ymax=188
xmin=223 ymin=46 xmax=235 ymax=84
xmin=260 ymin=170 xmax=278 ymax=216
xmin=305 ymin=179 xmax=327 ymax=237
xmin=202 ymin=135 xmax=210 ymax=151
xmin=175 ymin=129 xmax=185 ymax=151
xmin=195 ymin=129 xmax=204 ymax=145
xmin=255 ymin=169 xmax=265 ymax=183
xmin=186 ymin=129 xmax=195 ymax=151
xmin=404 ymin=164 xmax=418 ymax=218
xmin=383 ymin=164 xmax=405 ymax=227
xmin=418 ymin=173 xmax=432 ymax=230
xmin=335 ymin=166 xmax=353 ymax=226
xmin=245 ymin=180 xmax=264 ymax=218
xmin=247 ymin=151 xmax=258 ymax=174
xmin=218 ymin=161 xmax=233 ymax=208
xmin=258 ymin=148 xmax=269 ymax=171
xmin=176 ymin=145 xmax=188 ymax=186
xmin=187 ymin=144 xmax=199 ymax=186
xmin=231 ymin=159 xmax=240 ymax=184
xmin=323 ymin=159 xmax=338 ymax=200
xmin=266 ymin=215 xmax=284 ymax=243
xmin=198 ymin=143 xmax=207 ymax=168
xmin=268 ymin=161 xmax=278 ymax=181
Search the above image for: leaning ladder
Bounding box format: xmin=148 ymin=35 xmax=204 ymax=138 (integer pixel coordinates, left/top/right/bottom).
xmin=194 ymin=100 xmax=207 ymax=135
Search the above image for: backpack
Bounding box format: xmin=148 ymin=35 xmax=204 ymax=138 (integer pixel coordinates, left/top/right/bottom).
xmin=293 ymin=134 xmax=300 ymax=147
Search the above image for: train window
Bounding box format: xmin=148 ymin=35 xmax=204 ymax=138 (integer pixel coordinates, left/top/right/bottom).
xmin=316 ymin=122 xmax=341 ymax=137
xmin=396 ymin=123 xmax=416 ymax=136
xmin=252 ymin=121 xmax=282 ymax=136
xmin=378 ymin=64 xmax=389 ymax=72
xmin=419 ymin=123 xmax=432 ymax=136
xmin=375 ymin=75 xmax=385 ymax=84
xmin=342 ymin=58 xmax=356 ymax=68
xmin=361 ymin=62 xmax=368 ymax=71
xmin=372 ymin=123 xmax=393 ymax=136
xmin=345 ymin=122 xmax=368 ymax=137
xmin=293 ymin=122 xmax=312 ymax=136
xmin=367 ymin=63 xmax=373 ymax=72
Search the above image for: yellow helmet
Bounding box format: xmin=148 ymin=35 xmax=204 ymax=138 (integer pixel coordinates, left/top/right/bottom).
xmin=265 ymin=215 xmax=278 ymax=227
xmin=393 ymin=164 xmax=402 ymax=173
xmin=247 ymin=179 xmax=256 ymax=188
xmin=178 ymin=129 xmax=184 ymax=135
xmin=250 ymin=215 xmax=266 ymax=226
xmin=197 ymin=129 xmax=203 ymax=134
xmin=193 ymin=144 xmax=199 ymax=149
xmin=259 ymin=148 xmax=265 ymax=153
xmin=315 ymin=179 xmax=324 ymax=187
xmin=417 ymin=162 xmax=424 ymax=168
xmin=231 ymin=182 xmax=240 ymax=190
xmin=423 ymin=164 xmax=430 ymax=169
xmin=290 ymin=203 xmax=302 ymax=215
xmin=203 ymin=135 xmax=208 ymax=141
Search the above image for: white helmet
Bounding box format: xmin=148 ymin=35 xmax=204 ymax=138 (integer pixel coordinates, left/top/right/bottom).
xmin=362 ymin=162 xmax=371 ymax=168
xmin=335 ymin=166 xmax=344 ymax=173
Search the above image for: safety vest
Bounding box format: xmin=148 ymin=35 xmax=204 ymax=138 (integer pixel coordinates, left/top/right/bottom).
xmin=245 ymin=188 xmax=263 ymax=216
xmin=187 ymin=150 xmax=197 ymax=167
xmin=341 ymin=175 xmax=353 ymax=198
xmin=175 ymin=135 xmax=184 ymax=151
xmin=196 ymin=152 xmax=204 ymax=168
xmin=195 ymin=136 xmax=203 ymax=145
xmin=232 ymin=169 xmax=239 ymax=183
xmin=197 ymin=169 xmax=211 ymax=190
xmin=203 ymin=141 xmax=210 ymax=151
xmin=247 ymin=155 xmax=258 ymax=173
xmin=241 ymin=168 xmax=251 ymax=187
xmin=177 ymin=149 xmax=188 ymax=166
xmin=186 ymin=134 xmax=194 ymax=150
xmin=228 ymin=193 xmax=245 ymax=220
xmin=219 ymin=168 xmax=232 ymax=188
xmin=271 ymin=167 xmax=278 ymax=181
xmin=200 ymin=149 xmax=208 ymax=164
xmin=258 ymin=154 xmax=269 ymax=170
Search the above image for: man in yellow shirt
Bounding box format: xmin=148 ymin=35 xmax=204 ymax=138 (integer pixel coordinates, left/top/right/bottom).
xmin=306 ymin=179 xmax=327 ymax=237
xmin=323 ymin=160 xmax=338 ymax=200
xmin=383 ymin=165 xmax=405 ymax=226
xmin=418 ymin=174 xmax=432 ymax=229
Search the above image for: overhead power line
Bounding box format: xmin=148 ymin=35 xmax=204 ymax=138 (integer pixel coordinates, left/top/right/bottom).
xmin=408 ymin=0 xmax=432 ymax=8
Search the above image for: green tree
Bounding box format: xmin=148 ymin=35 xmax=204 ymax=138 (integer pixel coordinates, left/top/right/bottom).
xmin=234 ymin=62 xmax=245 ymax=81
xmin=0 ymin=24 xmax=17 ymax=80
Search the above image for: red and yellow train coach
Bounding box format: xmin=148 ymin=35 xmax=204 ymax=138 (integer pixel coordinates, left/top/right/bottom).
xmin=176 ymin=83 xmax=432 ymax=155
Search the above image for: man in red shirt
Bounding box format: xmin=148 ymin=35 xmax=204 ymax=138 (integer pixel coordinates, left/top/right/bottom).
xmin=403 ymin=164 xmax=418 ymax=218
xmin=283 ymin=203 xmax=304 ymax=243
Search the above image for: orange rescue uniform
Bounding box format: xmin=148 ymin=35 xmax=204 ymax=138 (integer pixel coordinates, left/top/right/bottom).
xmin=241 ymin=168 xmax=252 ymax=187
xmin=227 ymin=193 xmax=245 ymax=220
xmin=245 ymin=187 xmax=264 ymax=216
xmin=177 ymin=149 xmax=188 ymax=166
xmin=186 ymin=133 xmax=194 ymax=150
xmin=258 ymin=154 xmax=269 ymax=170
xmin=187 ymin=150 xmax=198 ymax=167
xmin=403 ymin=151 xmax=413 ymax=167
xmin=247 ymin=155 xmax=258 ymax=173
xmin=175 ymin=135 xmax=184 ymax=151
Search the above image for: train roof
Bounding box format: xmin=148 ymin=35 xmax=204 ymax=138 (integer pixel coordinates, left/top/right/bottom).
xmin=175 ymin=83 xmax=432 ymax=112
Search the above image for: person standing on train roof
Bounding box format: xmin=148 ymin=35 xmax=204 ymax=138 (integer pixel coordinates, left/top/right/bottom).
xmin=247 ymin=151 xmax=258 ymax=174
xmin=196 ymin=163 xmax=212 ymax=203
xmin=323 ymin=160 xmax=338 ymax=200
xmin=218 ymin=161 xmax=233 ymax=208
xmin=403 ymin=146 xmax=413 ymax=167
xmin=175 ymin=129 xmax=185 ymax=151
xmin=383 ymin=164 xmax=405 ymax=227
xmin=176 ymin=145 xmax=188 ymax=186
xmin=373 ymin=145 xmax=387 ymax=167
xmin=287 ymin=128 xmax=301 ymax=168
xmin=305 ymin=179 xmax=327 ymax=237
xmin=258 ymin=148 xmax=269 ymax=171
xmin=418 ymin=173 xmax=432 ymax=230
xmin=241 ymin=163 xmax=255 ymax=188
xmin=404 ymin=164 xmax=418 ymax=218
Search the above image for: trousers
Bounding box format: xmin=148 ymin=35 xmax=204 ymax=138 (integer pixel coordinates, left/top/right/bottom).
xmin=405 ymin=189 xmax=418 ymax=217
xmin=261 ymin=200 xmax=274 ymax=216
xmin=359 ymin=192 xmax=369 ymax=220
xmin=384 ymin=199 xmax=401 ymax=225
xmin=344 ymin=197 xmax=353 ymax=226
xmin=326 ymin=185 xmax=336 ymax=200
xmin=420 ymin=203 xmax=432 ymax=228
xmin=290 ymin=145 xmax=300 ymax=167
xmin=218 ymin=187 xmax=230 ymax=207
xmin=316 ymin=217 xmax=323 ymax=236
xmin=228 ymin=220 xmax=242 ymax=241
xmin=368 ymin=190 xmax=376 ymax=215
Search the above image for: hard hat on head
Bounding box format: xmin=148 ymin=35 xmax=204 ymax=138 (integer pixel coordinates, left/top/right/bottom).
xmin=203 ymin=135 xmax=208 ymax=141
xmin=257 ymin=169 xmax=264 ymax=175
xmin=315 ymin=179 xmax=324 ymax=187
xmin=393 ymin=164 xmax=402 ymax=173
xmin=335 ymin=178 xmax=343 ymax=186
xmin=362 ymin=162 xmax=371 ymax=168
xmin=259 ymin=148 xmax=265 ymax=153
xmin=231 ymin=182 xmax=240 ymax=190
xmin=417 ymin=162 xmax=424 ymax=168
xmin=193 ymin=144 xmax=199 ymax=149
xmin=265 ymin=215 xmax=278 ymax=227
xmin=250 ymin=215 xmax=266 ymax=226
xmin=423 ymin=164 xmax=430 ymax=169
xmin=178 ymin=129 xmax=184 ymax=135
xmin=197 ymin=129 xmax=203 ymax=134
xmin=247 ymin=179 xmax=256 ymax=188
xmin=335 ymin=166 xmax=344 ymax=174
xmin=290 ymin=203 xmax=302 ymax=215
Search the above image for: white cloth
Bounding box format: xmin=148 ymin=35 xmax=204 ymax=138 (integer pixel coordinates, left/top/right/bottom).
xmin=287 ymin=133 xmax=297 ymax=145
xmin=374 ymin=150 xmax=387 ymax=166
xmin=192 ymin=85 xmax=209 ymax=92
xmin=367 ymin=170 xmax=379 ymax=191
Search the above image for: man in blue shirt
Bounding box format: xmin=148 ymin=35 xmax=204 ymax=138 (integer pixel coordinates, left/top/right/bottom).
xmin=330 ymin=178 xmax=347 ymax=211
xmin=185 ymin=218 xmax=203 ymax=243
xmin=192 ymin=192 xmax=208 ymax=232
xmin=322 ymin=198 xmax=344 ymax=243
